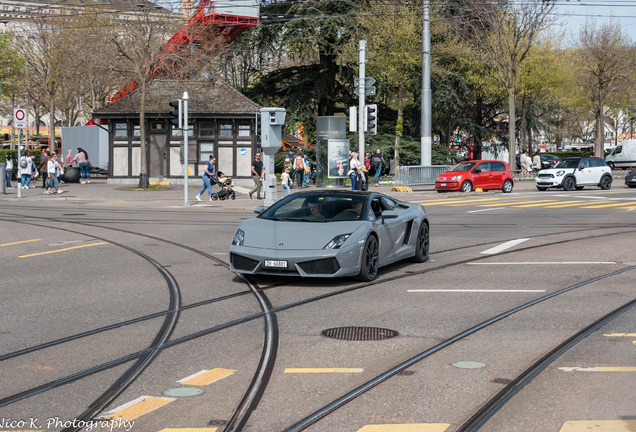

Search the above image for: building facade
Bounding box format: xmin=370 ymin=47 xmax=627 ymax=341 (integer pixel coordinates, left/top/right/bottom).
xmin=93 ymin=79 xmax=261 ymax=185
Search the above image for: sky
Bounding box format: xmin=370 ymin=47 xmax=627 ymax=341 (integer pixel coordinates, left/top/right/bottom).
xmin=554 ymin=0 xmax=636 ymax=43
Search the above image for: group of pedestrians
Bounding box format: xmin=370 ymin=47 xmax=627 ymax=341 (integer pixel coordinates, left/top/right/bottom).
xmin=349 ymin=148 xmax=386 ymax=191
xmin=4 ymin=147 xmax=91 ymax=191
xmin=519 ymin=150 xmax=543 ymax=176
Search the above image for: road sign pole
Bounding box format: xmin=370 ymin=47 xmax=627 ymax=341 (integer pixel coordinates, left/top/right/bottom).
xmin=358 ymin=40 xmax=366 ymax=168
xmin=183 ymin=92 xmax=189 ymax=207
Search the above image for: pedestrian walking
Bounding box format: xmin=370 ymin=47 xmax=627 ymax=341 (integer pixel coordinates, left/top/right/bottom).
xmin=5 ymin=153 xmax=13 ymax=188
xmin=18 ymin=151 xmax=33 ymax=189
xmin=71 ymin=147 xmax=91 ymax=184
xmin=348 ymin=151 xmax=362 ymax=191
xmin=370 ymin=149 xmax=386 ymax=186
xmin=45 ymin=153 xmax=65 ymax=195
xmin=196 ymin=155 xmax=216 ymax=201
xmin=281 ymin=166 xmax=291 ymax=197
xmin=249 ymin=152 xmax=264 ymax=199
xmin=39 ymin=150 xmax=49 ymax=188
xmin=293 ymin=154 xmax=305 ymax=188
xmin=532 ymin=153 xmax=541 ymax=173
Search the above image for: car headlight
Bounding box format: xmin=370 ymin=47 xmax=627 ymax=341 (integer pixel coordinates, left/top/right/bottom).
xmin=555 ymin=170 xmax=565 ymax=176
xmin=451 ymin=175 xmax=463 ymax=180
xmin=323 ymin=234 xmax=351 ymax=250
xmin=232 ymin=229 xmax=245 ymax=246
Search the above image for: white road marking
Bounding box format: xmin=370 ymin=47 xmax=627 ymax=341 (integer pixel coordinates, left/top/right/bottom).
xmin=468 ymin=207 xmax=506 ymax=213
xmin=480 ymin=238 xmax=530 ymax=255
xmin=468 ymin=262 xmax=616 ymax=265
xmin=408 ymin=289 xmax=545 ymax=293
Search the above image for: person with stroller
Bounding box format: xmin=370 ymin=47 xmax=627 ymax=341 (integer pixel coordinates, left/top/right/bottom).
xmin=196 ymin=155 xmax=216 ymax=201
xmin=212 ymin=172 xmax=235 ymax=200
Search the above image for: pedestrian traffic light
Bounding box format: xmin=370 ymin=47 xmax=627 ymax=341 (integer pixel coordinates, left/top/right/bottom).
xmin=365 ymin=104 xmax=377 ymax=135
xmin=168 ymin=100 xmax=182 ymax=129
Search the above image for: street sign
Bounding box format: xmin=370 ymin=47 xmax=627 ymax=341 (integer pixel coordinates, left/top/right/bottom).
xmin=354 ymin=77 xmax=376 ymax=86
xmin=354 ymin=87 xmax=376 ymax=96
xmin=13 ymin=108 xmax=26 ymax=129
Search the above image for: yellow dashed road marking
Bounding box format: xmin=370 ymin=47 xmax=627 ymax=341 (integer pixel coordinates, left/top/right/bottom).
xmin=543 ymin=201 xmax=590 ymax=208
xmin=178 ymin=368 xmax=237 ymax=386
xmin=284 ymin=368 xmax=364 ymax=373
xmin=511 ymin=201 xmax=561 ymax=207
xmin=604 ymin=333 xmax=636 ymax=337
xmin=559 ymin=420 xmax=636 ymax=431
xmin=580 ymin=201 xmax=636 ymax=208
xmin=477 ymin=200 xmax=555 ymax=207
xmin=0 ymin=239 xmax=41 ymax=247
xmin=18 ymin=242 xmax=108 ymax=258
xmin=357 ymin=424 xmax=450 ymax=432
xmin=103 ymin=396 xmax=175 ymax=421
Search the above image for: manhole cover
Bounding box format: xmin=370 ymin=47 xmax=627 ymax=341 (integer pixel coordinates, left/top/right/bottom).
xmin=163 ymin=387 xmax=204 ymax=397
xmin=452 ymin=361 xmax=486 ymax=369
xmin=321 ymin=326 xmax=399 ymax=341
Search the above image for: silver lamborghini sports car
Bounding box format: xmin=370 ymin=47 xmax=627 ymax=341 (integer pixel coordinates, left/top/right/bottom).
xmin=230 ymin=190 xmax=429 ymax=281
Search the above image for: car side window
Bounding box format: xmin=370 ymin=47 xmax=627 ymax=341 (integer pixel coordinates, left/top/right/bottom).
xmin=474 ymin=162 xmax=490 ymax=173
xmin=370 ymin=199 xmax=383 ymax=219
xmin=614 ymin=146 xmax=622 ymax=155
xmin=589 ymin=158 xmax=606 ymax=167
xmin=491 ymin=162 xmax=505 ymax=172
xmin=380 ymin=196 xmax=397 ymax=210
xmin=581 ymin=158 xmax=591 ymax=168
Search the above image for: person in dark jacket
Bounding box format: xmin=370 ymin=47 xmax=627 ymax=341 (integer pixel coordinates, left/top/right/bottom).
xmin=370 ymin=149 xmax=386 ymax=186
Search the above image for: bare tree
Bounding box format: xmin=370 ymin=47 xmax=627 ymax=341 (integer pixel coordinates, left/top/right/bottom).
xmin=107 ymin=0 xmax=225 ymax=187
xmin=574 ymin=19 xmax=634 ymax=157
xmin=451 ymin=0 xmax=556 ymax=167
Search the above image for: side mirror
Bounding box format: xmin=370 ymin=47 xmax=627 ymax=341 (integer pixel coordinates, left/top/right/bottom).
xmin=381 ymin=210 xmax=399 ymax=222
xmin=254 ymin=206 xmax=265 ymax=214
xmin=578 ymin=165 xmax=585 ymax=171
xmin=473 ymin=168 xmax=481 ymax=174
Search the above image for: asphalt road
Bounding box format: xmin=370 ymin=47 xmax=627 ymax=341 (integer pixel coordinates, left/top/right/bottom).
xmin=1 ymin=180 xmax=635 ymax=432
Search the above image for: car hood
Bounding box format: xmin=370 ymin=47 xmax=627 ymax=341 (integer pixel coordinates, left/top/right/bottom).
xmin=538 ymin=167 xmax=575 ymax=174
xmin=438 ymin=170 xmax=470 ymax=179
xmin=237 ymin=218 xmax=366 ymax=250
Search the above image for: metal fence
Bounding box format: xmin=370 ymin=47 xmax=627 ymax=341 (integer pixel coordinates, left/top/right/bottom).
xmin=393 ymin=165 xmax=453 ymax=186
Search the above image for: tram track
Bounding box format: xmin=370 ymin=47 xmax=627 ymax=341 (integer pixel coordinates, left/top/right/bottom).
xmin=1 ymin=212 xmax=635 ymax=431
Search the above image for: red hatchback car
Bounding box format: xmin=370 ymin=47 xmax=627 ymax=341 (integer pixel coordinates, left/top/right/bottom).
xmin=435 ymin=160 xmax=514 ymax=193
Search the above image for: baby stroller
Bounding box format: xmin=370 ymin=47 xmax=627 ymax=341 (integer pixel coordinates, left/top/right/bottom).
xmin=211 ymin=172 xmax=236 ymax=201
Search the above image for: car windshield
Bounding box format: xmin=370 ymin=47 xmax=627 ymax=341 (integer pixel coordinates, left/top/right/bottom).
xmin=554 ymin=158 xmax=580 ymax=169
xmin=259 ymin=193 xmax=369 ymax=222
xmin=448 ymin=162 xmax=477 ymax=172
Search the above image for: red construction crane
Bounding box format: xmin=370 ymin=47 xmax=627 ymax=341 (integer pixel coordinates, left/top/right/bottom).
xmin=108 ymin=0 xmax=259 ymax=103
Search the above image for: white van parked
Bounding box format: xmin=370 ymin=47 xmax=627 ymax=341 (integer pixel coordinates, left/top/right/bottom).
xmin=606 ymin=139 xmax=636 ymax=169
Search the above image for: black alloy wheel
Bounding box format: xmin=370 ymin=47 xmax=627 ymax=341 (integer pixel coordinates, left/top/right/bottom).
xmin=412 ymin=222 xmax=430 ymax=263
xmin=357 ymin=235 xmax=379 ymax=281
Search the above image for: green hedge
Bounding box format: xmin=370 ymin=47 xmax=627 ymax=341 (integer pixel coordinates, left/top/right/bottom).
xmin=1 ymin=149 xmax=39 ymax=180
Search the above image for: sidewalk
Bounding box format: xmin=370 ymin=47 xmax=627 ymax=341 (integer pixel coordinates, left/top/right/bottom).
xmin=0 ymin=178 xmax=539 ymax=208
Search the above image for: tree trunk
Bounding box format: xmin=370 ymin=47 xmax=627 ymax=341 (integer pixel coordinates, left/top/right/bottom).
xmin=508 ymin=88 xmax=516 ymax=169
xmin=395 ymin=86 xmax=404 ymax=164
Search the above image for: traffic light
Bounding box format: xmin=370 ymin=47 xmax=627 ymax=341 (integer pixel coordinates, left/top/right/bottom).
xmin=168 ymin=100 xmax=182 ymax=129
xmin=365 ymin=104 xmax=377 ymax=135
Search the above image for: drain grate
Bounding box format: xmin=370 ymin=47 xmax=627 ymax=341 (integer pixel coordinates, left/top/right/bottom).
xmin=321 ymin=326 xmax=399 ymax=341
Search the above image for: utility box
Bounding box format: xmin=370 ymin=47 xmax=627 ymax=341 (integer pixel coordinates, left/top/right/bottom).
xmin=61 ymin=126 xmax=109 ymax=170
xmin=260 ymin=107 xmax=286 ymax=207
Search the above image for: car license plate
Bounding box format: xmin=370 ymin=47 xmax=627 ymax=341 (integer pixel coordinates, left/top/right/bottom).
xmin=440 ymin=183 xmax=446 ymax=186
xmin=265 ymin=260 xmax=287 ymax=268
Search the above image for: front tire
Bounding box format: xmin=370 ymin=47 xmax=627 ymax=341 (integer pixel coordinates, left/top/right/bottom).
xmin=599 ymin=175 xmax=612 ymax=190
xmin=502 ymin=179 xmax=513 ymax=193
xmin=357 ymin=235 xmax=379 ymax=281
xmin=411 ymin=222 xmax=429 ymax=263
xmin=562 ymin=176 xmax=576 ymax=191
xmin=461 ymin=181 xmax=473 ymax=193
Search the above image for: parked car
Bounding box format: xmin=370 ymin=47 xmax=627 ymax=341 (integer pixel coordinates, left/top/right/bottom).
xmin=605 ymin=139 xmax=636 ymax=169
xmin=435 ymin=160 xmax=514 ymax=193
xmin=535 ymin=157 xmax=612 ymax=191
xmin=626 ymin=168 xmax=636 ymax=188
xmin=230 ymin=190 xmax=429 ymax=281
xmin=539 ymin=154 xmax=560 ymax=169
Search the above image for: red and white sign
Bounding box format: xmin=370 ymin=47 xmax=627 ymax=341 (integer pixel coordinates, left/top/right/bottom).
xmin=13 ymin=108 xmax=26 ymax=129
